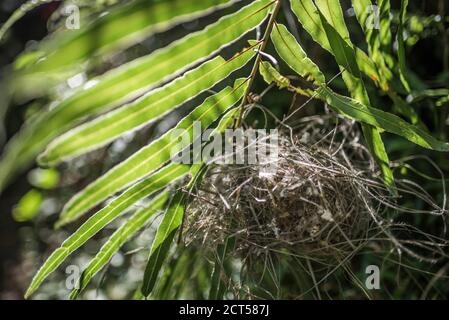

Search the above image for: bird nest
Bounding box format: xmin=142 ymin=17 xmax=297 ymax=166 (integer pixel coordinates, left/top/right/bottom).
xmin=184 ymin=117 xmax=385 ymax=259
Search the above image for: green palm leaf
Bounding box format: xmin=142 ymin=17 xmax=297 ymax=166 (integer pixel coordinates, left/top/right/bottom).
xmin=141 ymin=190 xmax=186 ymax=297
xmin=0 ymin=0 xmax=272 ymax=192
xmin=259 ymin=60 xmax=449 ymax=151
xmin=275 ymin=6 xmax=396 ymax=190
xmin=39 ymin=47 xmax=256 ymax=165
xmin=317 ymin=87 xmax=449 ymax=151
xmin=351 ymin=0 xmax=391 ymax=77
xmin=397 ymin=0 xmax=412 ymax=92
xmin=69 ymin=190 xmax=171 ymax=299
xmin=351 ymin=0 xmax=418 ymax=124
xmin=271 ymin=23 xmax=325 ymax=85
xmin=25 ymin=163 xmax=189 ymax=298
xmin=14 ymin=0 xmax=231 ymax=75
xmin=141 ymin=90 xmax=243 ymax=297
xmin=57 ymin=79 xmax=248 ymax=226
xmin=289 ymin=0 xmax=379 ymax=81
xmin=377 ymin=0 xmax=394 ymax=64
xmin=314 ymin=4 xmax=395 ymax=191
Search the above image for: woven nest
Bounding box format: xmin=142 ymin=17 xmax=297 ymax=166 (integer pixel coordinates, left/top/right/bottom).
xmin=184 ymin=117 xmax=387 ymax=259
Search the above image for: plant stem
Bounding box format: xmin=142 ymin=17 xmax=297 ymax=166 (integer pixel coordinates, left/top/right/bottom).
xmin=235 ymin=0 xmax=282 ymax=128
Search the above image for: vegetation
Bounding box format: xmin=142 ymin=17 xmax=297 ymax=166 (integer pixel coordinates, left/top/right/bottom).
xmin=0 ymin=0 xmax=448 ymax=299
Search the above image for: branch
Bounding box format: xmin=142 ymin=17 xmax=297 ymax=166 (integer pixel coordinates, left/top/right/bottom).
xmin=234 ymin=0 xmax=282 ymax=128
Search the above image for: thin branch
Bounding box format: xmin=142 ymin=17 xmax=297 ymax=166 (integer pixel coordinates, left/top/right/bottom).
xmin=235 ymin=0 xmax=282 ymax=128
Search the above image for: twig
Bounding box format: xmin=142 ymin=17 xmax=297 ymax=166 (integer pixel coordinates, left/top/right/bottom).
xmin=235 ymin=0 xmax=282 ymax=128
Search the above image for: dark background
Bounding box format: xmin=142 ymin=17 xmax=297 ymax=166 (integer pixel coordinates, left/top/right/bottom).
xmin=0 ymin=1 xmax=62 ymax=299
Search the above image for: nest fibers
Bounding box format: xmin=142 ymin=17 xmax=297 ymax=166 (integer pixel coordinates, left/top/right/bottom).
xmin=184 ymin=115 xmax=449 ymax=263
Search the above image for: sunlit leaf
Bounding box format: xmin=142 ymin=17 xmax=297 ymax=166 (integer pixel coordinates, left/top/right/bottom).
xmin=0 ymin=0 xmax=272 ymax=192
xmin=377 ymin=0 xmax=394 ymax=64
xmin=141 ymin=86 xmax=244 ymax=297
xmin=291 ymin=1 xmax=395 ymax=190
xmin=15 ymin=0 xmax=233 ymax=74
xmin=271 ymin=23 xmax=325 ymax=85
xmin=397 ymin=0 xmax=412 ymax=92
xmin=39 ymin=48 xmax=256 ymax=165
xmin=25 ymin=162 xmax=189 ymax=298
xmin=56 ymin=79 xmax=248 ymax=226
xmin=351 ymin=0 xmax=393 ymax=81
xmin=317 ymin=86 xmax=449 ymax=151
xmin=289 ymin=0 xmax=380 ymax=81
xmin=351 ymin=0 xmax=419 ymax=124
xmin=69 ymin=191 xmax=171 ymax=299
xmin=319 ymin=4 xmax=395 ymax=191
xmin=141 ymin=190 xmax=185 ymax=297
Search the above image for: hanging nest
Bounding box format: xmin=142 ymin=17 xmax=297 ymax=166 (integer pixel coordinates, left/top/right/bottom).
xmin=184 ymin=116 xmax=385 ymax=260
xmin=183 ymin=115 xmax=449 ymax=263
